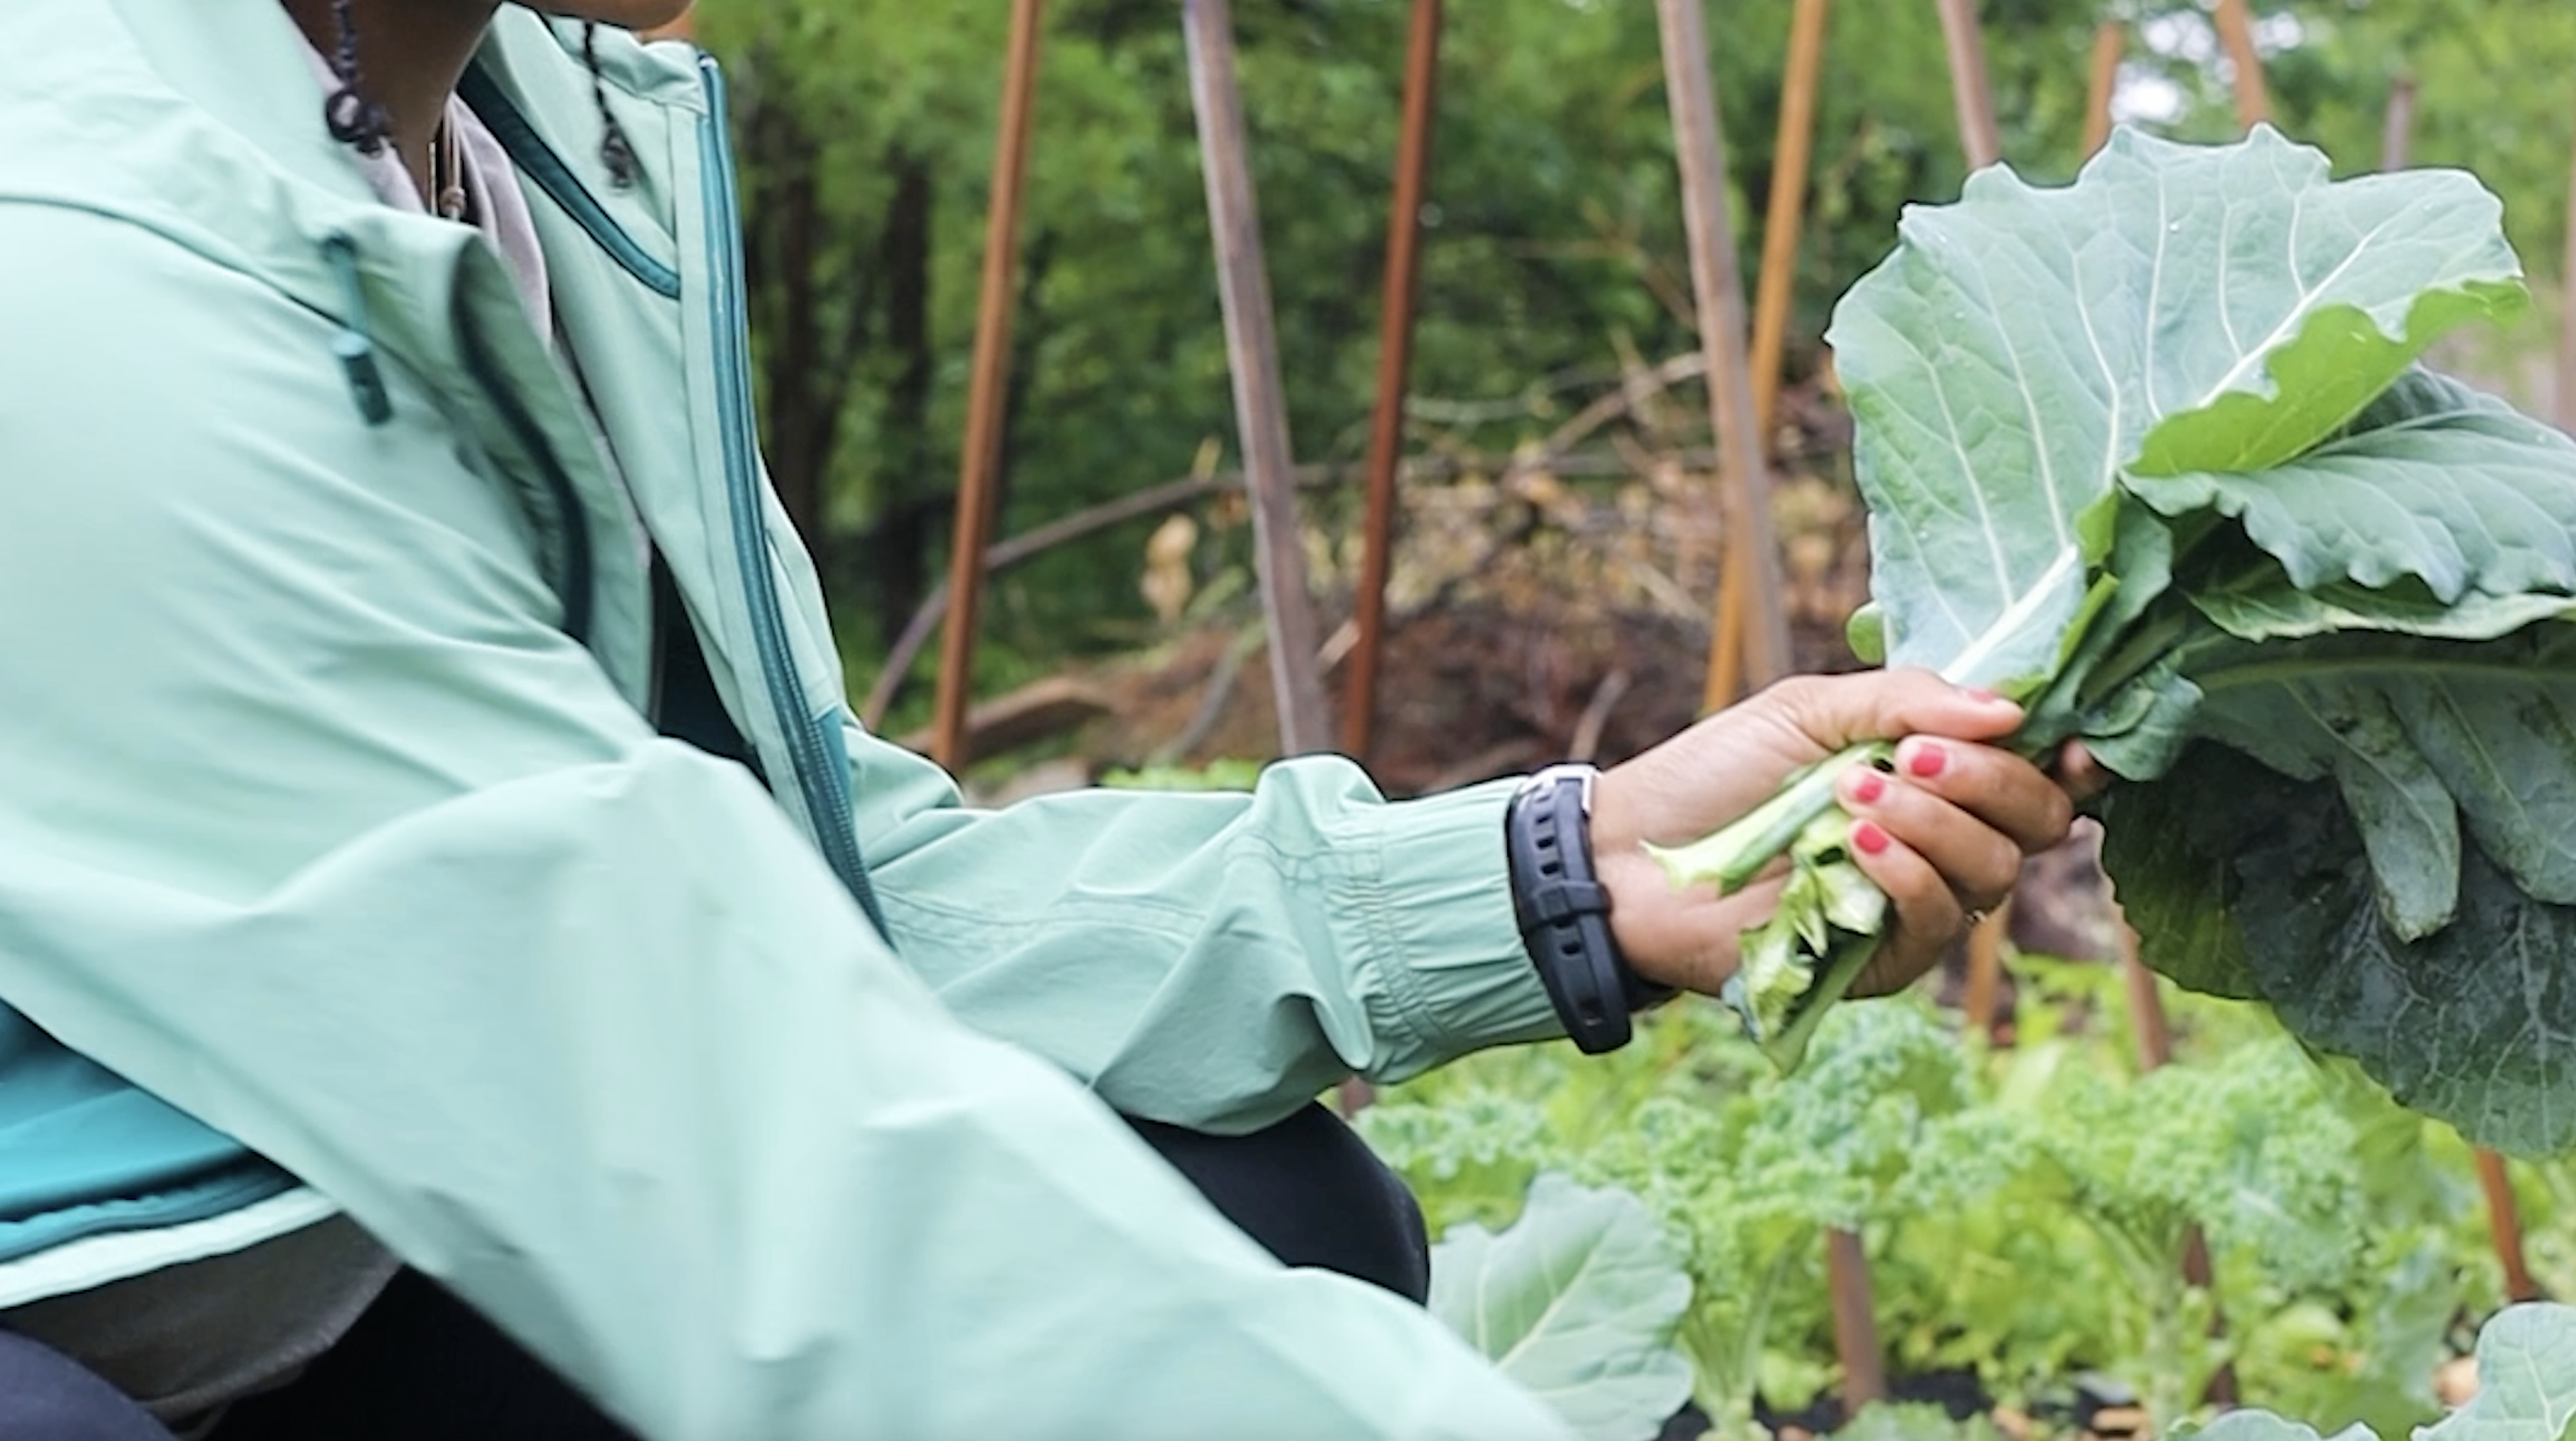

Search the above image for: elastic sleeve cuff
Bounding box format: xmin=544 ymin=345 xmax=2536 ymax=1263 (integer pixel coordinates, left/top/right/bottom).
xmin=1328 ymin=777 xmax=1568 ymax=1079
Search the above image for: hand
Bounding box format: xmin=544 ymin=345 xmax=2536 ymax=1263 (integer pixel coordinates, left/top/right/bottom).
xmin=1587 ymin=669 xmax=2080 ymax=1002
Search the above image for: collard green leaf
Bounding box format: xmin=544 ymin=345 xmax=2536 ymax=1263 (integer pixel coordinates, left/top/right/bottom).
xmin=1429 ymin=1172 xmax=1694 ymax=1441
xmin=2187 ymin=573 xmax=2575 ymax=644
xmin=1828 ymin=128 xmax=2523 ymax=692
xmin=2178 ymin=1416 xmax=2373 ymax=1441
xmin=2135 ymin=372 xmax=2576 ymax=603
xmin=2169 ymin=1304 xmax=2576 ymax=1441
xmin=2230 ymin=778 xmax=2576 ymax=1156
xmin=2194 ymin=673 xmax=2461 ymax=938
xmin=2096 ymin=745 xmax=2272 ymax=1000
xmin=2418 ymin=1303 xmax=2576 ymax=1441
xmin=2188 ymin=625 xmax=2576 ymax=908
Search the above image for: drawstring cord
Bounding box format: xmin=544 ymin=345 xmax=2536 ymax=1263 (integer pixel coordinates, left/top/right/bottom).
xmin=320 ymin=232 xmax=393 ymax=426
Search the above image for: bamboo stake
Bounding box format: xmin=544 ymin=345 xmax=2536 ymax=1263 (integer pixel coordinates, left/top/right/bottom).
xmin=2082 ymin=20 xmax=2123 ymax=158
xmin=2211 ymin=0 xmax=2271 ymax=131
xmin=931 ymin=0 xmax=1046 ymax=770
xmin=1705 ymin=0 xmax=1829 ymax=710
xmin=1933 ymin=0 xmax=2003 ymax=170
xmin=1660 ymin=0 xmax=1790 ymax=706
xmin=1183 ymin=0 xmax=1335 ymax=755
xmin=1344 ymin=0 xmax=1444 ymax=762
xmin=2381 ymin=71 xmax=2418 ymax=172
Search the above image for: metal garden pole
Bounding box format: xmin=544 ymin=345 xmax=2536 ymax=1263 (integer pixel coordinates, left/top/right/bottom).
xmin=1344 ymin=0 xmax=1445 ymax=763
xmin=931 ymin=0 xmax=1047 ymax=769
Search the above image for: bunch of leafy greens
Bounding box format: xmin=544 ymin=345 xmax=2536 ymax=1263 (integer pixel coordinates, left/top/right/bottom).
xmin=1651 ymin=128 xmax=2576 ymax=1156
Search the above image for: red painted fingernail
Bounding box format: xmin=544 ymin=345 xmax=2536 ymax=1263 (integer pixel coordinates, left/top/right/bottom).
xmin=1852 ymin=821 xmax=1891 ymax=856
xmin=1907 ymin=743 xmax=1949 ymax=778
xmin=1850 ymin=770 xmax=1886 ymax=804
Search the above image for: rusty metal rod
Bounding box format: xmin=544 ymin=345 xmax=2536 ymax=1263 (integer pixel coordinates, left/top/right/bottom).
xmin=1344 ymin=0 xmax=1444 ymax=762
xmin=931 ymin=0 xmax=1047 ymax=771
xmin=2477 ymin=1150 xmax=2546 ymax=1302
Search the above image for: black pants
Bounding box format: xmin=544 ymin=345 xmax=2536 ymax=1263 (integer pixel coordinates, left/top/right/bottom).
xmin=1 ymin=1102 xmax=1427 ymax=1440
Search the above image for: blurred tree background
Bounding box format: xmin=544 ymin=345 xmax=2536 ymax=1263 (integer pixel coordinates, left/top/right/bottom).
xmin=687 ymin=0 xmax=2576 ymax=748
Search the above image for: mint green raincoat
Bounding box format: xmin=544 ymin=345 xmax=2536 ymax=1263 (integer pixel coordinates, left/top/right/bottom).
xmin=0 ymin=3 xmax=1583 ymax=1435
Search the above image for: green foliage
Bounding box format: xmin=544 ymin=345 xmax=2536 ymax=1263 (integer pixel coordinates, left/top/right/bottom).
xmin=693 ymin=0 xmax=2114 ymax=699
xmin=1365 ymin=978 xmax=2491 ymax=1435
xmin=2179 ymin=1304 xmax=2576 ymax=1441
xmin=1097 ymin=757 xmax=1266 ymax=791
xmin=1428 ymin=1173 xmax=1697 ymax=1441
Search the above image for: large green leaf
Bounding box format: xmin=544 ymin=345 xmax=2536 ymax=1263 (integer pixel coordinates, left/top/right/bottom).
xmin=1827 ymin=127 xmax=2522 ymax=691
xmin=2188 ymin=626 xmax=2576 ymax=912
xmin=2136 ymin=372 xmax=2576 ymax=603
xmin=2230 ymin=805 xmax=2576 ymax=1157
xmin=2169 ymin=1304 xmax=2576 ymax=1441
xmin=1428 ymin=1172 xmax=1694 ymax=1441
xmin=2420 ymin=1304 xmax=2576 ymax=1441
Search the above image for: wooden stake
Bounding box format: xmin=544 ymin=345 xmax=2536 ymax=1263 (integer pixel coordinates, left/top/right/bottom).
xmin=1660 ymin=0 xmax=1790 ymax=705
xmin=1344 ymin=0 xmax=1443 ymax=762
xmin=931 ymin=0 xmax=1046 ymax=771
xmin=2211 ymin=0 xmax=2271 ymax=131
xmin=1184 ymin=0 xmax=1335 ymax=755
xmin=2381 ymin=71 xmax=2418 ymax=172
xmin=2082 ymin=20 xmax=2123 ymax=158
xmin=1704 ymin=0 xmax=1829 ymax=711
xmin=1826 ymin=1226 xmax=1888 ymax=1411
xmin=1933 ymin=0 xmax=2003 ymax=170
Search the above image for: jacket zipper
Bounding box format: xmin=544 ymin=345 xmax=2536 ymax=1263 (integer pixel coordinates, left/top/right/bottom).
xmin=453 ymin=263 xmax=597 ymax=645
xmin=697 ymin=59 xmax=892 ymax=941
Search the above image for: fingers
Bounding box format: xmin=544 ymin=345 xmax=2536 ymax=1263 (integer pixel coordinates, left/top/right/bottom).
xmin=1759 ymin=668 xmax=2025 ymax=752
xmin=1834 ymin=760 xmax=2021 ymax=915
xmin=1887 ymin=736 xmax=2075 ymax=856
xmin=1838 ymin=817 xmax=1960 ymax=995
xmin=2053 ymin=741 xmax=2113 ymax=805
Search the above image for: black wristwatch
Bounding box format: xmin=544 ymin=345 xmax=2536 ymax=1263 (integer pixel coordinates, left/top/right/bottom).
xmin=1504 ymin=763 xmax=1673 ymax=1054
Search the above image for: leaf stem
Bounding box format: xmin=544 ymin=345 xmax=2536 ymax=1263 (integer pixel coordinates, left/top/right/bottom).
xmin=1645 ymin=740 xmax=1894 ymax=894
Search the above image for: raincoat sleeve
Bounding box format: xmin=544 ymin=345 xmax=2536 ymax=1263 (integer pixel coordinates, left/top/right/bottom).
xmin=834 ymin=721 xmax=1572 ymax=1133
xmin=0 ymin=208 xmax=1575 ymax=1441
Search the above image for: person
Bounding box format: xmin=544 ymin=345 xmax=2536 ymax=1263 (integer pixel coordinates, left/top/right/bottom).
xmin=0 ymin=2 xmax=2082 ymax=1436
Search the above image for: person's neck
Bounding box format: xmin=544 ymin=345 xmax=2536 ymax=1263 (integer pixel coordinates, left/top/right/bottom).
xmin=281 ymin=0 xmax=504 ymax=199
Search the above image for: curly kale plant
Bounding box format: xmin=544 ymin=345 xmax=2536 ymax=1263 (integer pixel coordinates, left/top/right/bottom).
xmin=1651 ymin=128 xmax=2576 ymax=1154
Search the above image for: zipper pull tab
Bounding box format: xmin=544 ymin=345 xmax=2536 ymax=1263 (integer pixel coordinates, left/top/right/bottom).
xmin=320 ymin=233 xmax=393 ymax=426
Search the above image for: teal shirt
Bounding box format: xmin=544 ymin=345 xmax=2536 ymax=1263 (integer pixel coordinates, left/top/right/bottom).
xmin=0 ymin=2 xmax=1577 ymax=1436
